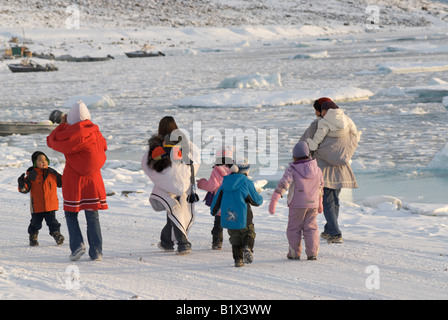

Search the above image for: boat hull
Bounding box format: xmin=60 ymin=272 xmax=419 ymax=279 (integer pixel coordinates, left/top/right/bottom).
xmin=0 ymin=122 xmax=57 ymax=136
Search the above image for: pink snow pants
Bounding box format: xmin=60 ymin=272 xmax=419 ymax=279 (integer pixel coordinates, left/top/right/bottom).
xmin=287 ymin=207 xmax=319 ymax=258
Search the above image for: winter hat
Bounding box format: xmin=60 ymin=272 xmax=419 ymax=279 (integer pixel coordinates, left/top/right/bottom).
xmin=151 ymin=146 xmax=169 ymax=161
xmin=230 ymin=158 xmax=250 ymax=175
xmin=321 ymin=101 xmax=339 ymax=111
xmin=31 ymin=151 xmax=50 ymax=167
xmin=313 ymin=97 xmax=333 ymax=113
xmin=49 ymin=109 xmax=65 ymax=124
xmin=293 ymin=141 xmax=310 ymax=159
xmin=67 ymin=100 xmax=91 ymax=125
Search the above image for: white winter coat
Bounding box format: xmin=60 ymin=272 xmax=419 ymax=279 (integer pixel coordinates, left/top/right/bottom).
xmin=306 ymin=109 xmax=361 ymax=151
xmin=300 ymin=118 xmax=359 ymax=189
xmin=141 ymin=143 xmax=200 ymax=237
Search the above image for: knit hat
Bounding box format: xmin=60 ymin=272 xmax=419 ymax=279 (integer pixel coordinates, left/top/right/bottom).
xmin=151 ymin=133 xmax=183 ymax=162
xmin=230 ymin=158 xmax=250 ymax=175
xmin=49 ymin=109 xmax=66 ymax=124
xmin=313 ymin=97 xmax=333 ymax=113
xmin=151 ymin=146 xmax=168 ymax=161
xmin=321 ymin=101 xmax=339 ymax=111
xmin=67 ymin=100 xmax=91 ymax=125
xmin=31 ymin=151 xmax=50 ymax=167
xmin=293 ymin=141 xmax=309 ymax=159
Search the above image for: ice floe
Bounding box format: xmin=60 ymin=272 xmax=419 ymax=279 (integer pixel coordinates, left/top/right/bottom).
xmin=176 ymin=86 xmax=373 ymax=108
xmin=405 ymin=84 xmax=448 ymax=102
xmin=217 ymin=73 xmax=282 ymax=89
xmin=377 ymin=62 xmax=448 ymax=74
xmin=62 ymin=95 xmax=115 ymax=109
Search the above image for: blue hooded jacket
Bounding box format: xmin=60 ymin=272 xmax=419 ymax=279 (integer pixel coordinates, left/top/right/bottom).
xmin=210 ymin=173 xmax=263 ymax=229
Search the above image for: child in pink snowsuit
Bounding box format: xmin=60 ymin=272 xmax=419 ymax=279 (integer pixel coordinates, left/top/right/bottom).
xmin=269 ymin=141 xmax=323 ymax=260
xmin=197 ymin=147 xmax=233 ymax=250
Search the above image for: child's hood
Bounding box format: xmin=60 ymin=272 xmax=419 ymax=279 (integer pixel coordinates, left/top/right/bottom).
xmin=213 ymin=164 xmax=231 ymax=177
xmin=67 ymin=100 xmax=91 ymax=125
xmin=323 ymin=108 xmax=350 ymax=130
xmin=31 ymin=151 xmax=50 ymax=166
xmin=289 ymin=159 xmax=321 ymax=179
xmin=221 ymin=173 xmax=247 ymax=192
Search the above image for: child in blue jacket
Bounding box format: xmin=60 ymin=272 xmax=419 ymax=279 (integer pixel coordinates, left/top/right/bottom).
xmin=211 ymin=159 xmax=263 ymax=267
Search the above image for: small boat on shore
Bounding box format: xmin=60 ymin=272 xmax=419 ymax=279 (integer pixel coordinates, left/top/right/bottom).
xmin=32 ymin=52 xmax=56 ymax=60
xmin=0 ymin=110 xmax=64 ymax=136
xmin=55 ymin=54 xmax=114 ymax=62
xmin=125 ymin=50 xmax=165 ymax=58
xmin=0 ymin=121 xmax=58 ymax=136
xmin=7 ymin=60 xmax=58 ymax=73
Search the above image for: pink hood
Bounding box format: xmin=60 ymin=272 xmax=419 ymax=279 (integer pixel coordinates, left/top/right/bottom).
xmin=275 ymin=159 xmax=323 ymax=209
xmin=197 ymin=165 xmax=231 ymax=193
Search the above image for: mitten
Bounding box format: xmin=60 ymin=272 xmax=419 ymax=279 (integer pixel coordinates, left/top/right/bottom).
xmin=18 ymin=173 xmax=30 ymax=193
xmin=306 ymin=138 xmax=319 ymax=151
xmin=18 ymin=173 xmax=26 ymax=189
xmin=269 ymin=192 xmax=281 ymax=214
xmin=196 ymin=178 xmax=206 ymax=189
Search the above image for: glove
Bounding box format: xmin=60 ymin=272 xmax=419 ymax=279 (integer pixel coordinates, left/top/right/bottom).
xmin=269 ymin=192 xmax=281 ymax=214
xmin=18 ymin=173 xmax=30 ymax=193
xmin=18 ymin=173 xmax=26 ymax=189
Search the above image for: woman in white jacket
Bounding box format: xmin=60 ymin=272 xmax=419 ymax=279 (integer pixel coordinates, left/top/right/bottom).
xmin=306 ymin=101 xmax=361 ymax=154
xmin=300 ymin=99 xmax=360 ymax=244
xmin=141 ymin=117 xmax=200 ymax=255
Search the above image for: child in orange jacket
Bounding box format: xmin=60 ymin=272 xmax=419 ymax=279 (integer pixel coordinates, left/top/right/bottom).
xmin=18 ymin=151 xmax=64 ymax=246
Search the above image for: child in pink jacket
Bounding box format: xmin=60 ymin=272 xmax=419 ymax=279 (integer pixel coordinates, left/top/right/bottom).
xmin=197 ymin=147 xmax=233 ymax=250
xmin=269 ymin=142 xmax=323 ymax=260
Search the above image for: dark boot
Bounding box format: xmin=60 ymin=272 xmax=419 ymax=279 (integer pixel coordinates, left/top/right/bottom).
xmin=211 ymin=234 xmax=222 ymax=250
xmin=243 ymin=236 xmax=255 ymax=264
xmin=232 ymin=245 xmax=244 ymax=267
xmin=50 ymin=231 xmax=65 ymax=245
xmin=211 ymin=216 xmax=223 ymax=250
xmin=29 ymin=232 xmax=39 ymax=246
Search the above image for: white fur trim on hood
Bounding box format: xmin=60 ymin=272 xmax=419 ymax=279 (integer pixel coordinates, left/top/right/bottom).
xmin=67 ymin=100 xmax=91 ymax=125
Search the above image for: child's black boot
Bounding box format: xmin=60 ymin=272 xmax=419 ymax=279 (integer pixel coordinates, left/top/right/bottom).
xmin=243 ymin=236 xmax=254 ymax=264
xmin=51 ymin=231 xmax=65 ymax=245
xmin=29 ymin=232 xmax=39 ymax=246
xmin=232 ymin=245 xmax=244 ymax=267
xmin=211 ymin=234 xmax=223 ymax=250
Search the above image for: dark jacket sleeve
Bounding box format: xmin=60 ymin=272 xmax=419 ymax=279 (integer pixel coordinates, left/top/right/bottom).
xmin=210 ymin=188 xmax=223 ymax=216
xmin=47 ymin=167 xmax=63 ymax=187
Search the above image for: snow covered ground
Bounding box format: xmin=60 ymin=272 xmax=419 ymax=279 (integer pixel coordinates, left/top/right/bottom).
xmin=1 ymin=0 xmax=448 ymax=301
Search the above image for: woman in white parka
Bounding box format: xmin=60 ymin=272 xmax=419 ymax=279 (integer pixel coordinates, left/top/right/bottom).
xmin=300 ymin=98 xmax=359 ymax=245
xmin=141 ymin=117 xmax=200 ymax=255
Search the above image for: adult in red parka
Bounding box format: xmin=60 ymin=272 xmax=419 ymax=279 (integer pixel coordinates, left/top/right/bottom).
xmin=47 ymin=100 xmax=108 ymax=261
